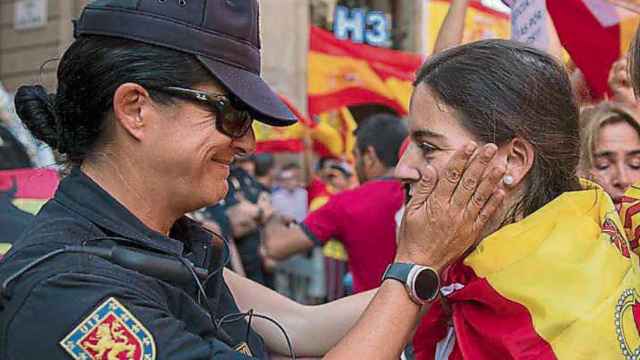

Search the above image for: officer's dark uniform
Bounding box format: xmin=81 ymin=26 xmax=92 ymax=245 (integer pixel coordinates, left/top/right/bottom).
xmin=0 ymin=169 xmax=265 ymax=359
xmin=207 ymin=166 xmax=270 ymax=285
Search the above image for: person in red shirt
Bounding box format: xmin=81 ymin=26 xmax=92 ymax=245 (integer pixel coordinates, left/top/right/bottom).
xmin=263 ymin=114 xmax=408 ymax=293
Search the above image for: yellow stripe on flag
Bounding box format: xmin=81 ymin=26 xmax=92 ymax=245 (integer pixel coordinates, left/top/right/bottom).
xmin=465 ymin=186 xmax=640 ymax=359
xmin=308 ymin=52 xmax=393 ymax=98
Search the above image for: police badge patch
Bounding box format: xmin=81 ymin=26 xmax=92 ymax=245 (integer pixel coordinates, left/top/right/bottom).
xmin=60 ymin=297 xmax=156 ymax=360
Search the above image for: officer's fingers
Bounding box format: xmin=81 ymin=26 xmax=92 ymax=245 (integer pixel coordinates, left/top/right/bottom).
xmin=450 ymin=144 xmax=498 ymax=210
xmin=473 ymin=189 xmax=506 ymax=233
xmin=432 ymin=142 xmax=478 ymax=202
xmin=464 ymin=164 xmax=506 ymax=221
xmin=406 ymin=165 xmax=438 ymax=212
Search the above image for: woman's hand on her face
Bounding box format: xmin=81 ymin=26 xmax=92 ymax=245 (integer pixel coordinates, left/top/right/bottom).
xmin=396 ymin=142 xmax=506 ymax=273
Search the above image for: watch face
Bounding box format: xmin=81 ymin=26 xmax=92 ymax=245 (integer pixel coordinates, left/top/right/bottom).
xmin=414 ymin=268 xmax=439 ymax=300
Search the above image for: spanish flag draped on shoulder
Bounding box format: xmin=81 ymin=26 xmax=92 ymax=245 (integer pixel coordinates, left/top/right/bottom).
xmin=414 ymin=184 xmax=640 ymax=359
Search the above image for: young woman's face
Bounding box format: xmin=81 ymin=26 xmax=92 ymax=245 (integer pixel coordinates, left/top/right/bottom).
xmin=589 ymin=120 xmax=640 ymax=206
xmin=396 ymin=85 xmax=486 ymax=188
xmin=395 ymin=85 xmax=510 ymax=236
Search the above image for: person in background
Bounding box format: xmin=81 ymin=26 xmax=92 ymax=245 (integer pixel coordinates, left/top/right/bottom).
xmin=608 ymin=56 xmax=637 ymax=107
xmin=325 ymin=162 xmax=353 ymax=193
xmin=271 ymin=163 xmax=308 ymax=223
xmin=578 ymin=101 xmax=640 ymax=210
xmin=263 ymin=114 xmax=408 ymax=293
xmin=206 ymin=158 xmax=274 ymax=285
xmin=0 ymin=122 xmax=35 ymax=256
xmin=254 ymin=153 xmax=276 ymax=191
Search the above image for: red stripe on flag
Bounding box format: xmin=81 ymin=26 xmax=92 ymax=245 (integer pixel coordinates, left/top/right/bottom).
xmin=308 ymin=88 xmax=407 ymax=117
xmin=255 ymin=139 xmax=304 ymax=154
xmin=414 ymin=262 xmax=556 ymax=359
xmin=547 ymin=0 xmax=621 ymax=98
xmin=309 ymin=26 xmax=423 ymax=82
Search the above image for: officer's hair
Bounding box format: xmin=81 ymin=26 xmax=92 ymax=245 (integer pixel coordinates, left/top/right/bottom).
xmin=14 ymin=36 xmax=210 ymax=165
xmin=355 ymin=114 xmax=408 ymax=168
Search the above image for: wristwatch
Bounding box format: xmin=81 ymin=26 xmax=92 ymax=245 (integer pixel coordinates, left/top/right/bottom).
xmin=382 ymin=262 xmax=440 ymax=305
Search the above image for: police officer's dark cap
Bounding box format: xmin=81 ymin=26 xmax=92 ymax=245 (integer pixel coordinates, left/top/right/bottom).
xmin=74 ymin=0 xmax=297 ymax=126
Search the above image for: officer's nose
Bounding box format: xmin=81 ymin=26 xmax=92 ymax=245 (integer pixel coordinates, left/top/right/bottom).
xmin=232 ymin=125 xmax=257 ymax=158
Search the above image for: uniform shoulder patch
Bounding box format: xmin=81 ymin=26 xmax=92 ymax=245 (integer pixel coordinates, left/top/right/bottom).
xmin=60 ymin=297 xmax=156 ymax=360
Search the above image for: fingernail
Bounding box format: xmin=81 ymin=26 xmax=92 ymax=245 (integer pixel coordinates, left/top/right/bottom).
xmin=465 ymin=142 xmax=477 ymax=155
xmin=484 ymin=144 xmax=497 ymax=156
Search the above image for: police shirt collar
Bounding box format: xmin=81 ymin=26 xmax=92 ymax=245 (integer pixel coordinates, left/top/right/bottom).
xmin=55 ymin=167 xmax=189 ymax=255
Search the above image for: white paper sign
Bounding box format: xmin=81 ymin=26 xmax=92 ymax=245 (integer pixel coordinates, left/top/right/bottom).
xmin=510 ymin=0 xmax=549 ymax=50
xmin=14 ymin=0 xmax=48 ymax=30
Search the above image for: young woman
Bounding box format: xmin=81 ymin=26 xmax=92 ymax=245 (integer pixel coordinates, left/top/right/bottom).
xmin=0 ymin=1 xmax=502 ymax=359
xmin=397 ymin=39 xmax=640 ymax=359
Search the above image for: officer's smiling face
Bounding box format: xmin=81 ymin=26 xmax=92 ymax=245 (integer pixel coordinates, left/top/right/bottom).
xmin=143 ymin=81 xmax=256 ymax=212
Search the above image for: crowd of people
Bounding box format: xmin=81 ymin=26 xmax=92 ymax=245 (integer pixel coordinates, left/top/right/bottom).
xmin=1 ymin=0 xmax=640 ymax=359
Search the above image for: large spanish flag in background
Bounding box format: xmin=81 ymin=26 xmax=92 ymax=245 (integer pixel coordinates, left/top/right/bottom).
xmin=414 ymin=184 xmax=640 ymax=359
xmin=307 ymin=26 xmax=423 ymax=117
xmin=547 ymin=0 xmax=640 ymax=99
xmin=256 ymin=26 xmax=422 ymax=158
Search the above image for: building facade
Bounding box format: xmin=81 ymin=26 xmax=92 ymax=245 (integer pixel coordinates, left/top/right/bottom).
xmin=0 ymin=0 xmax=427 ymax=113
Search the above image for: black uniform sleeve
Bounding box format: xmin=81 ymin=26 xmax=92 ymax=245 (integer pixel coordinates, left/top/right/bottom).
xmin=5 ymin=271 xmax=258 ymax=360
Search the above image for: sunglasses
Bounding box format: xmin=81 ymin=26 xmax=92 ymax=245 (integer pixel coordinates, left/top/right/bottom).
xmin=155 ymin=86 xmax=254 ymax=139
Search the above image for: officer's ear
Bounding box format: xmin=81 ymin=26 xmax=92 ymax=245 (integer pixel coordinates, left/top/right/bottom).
xmin=112 ymin=83 xmax=154 ymax=141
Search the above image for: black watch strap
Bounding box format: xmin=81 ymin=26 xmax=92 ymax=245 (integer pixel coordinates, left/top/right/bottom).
xmin=382 ymin=262 xmax=440 ymax=305
xmin=382 ymin=262 xmax=413 ymax=284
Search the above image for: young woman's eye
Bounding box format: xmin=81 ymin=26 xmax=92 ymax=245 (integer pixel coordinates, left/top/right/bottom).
xmin=628 ymin=156 xmax=640 ymax=170
xmin=418 ymin=143 xmax=438 ymax=156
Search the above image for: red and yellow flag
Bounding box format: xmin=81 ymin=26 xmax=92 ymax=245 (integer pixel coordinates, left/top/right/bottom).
xmin=253 ymin=94 xmax=356 ymax=158
xmin=308 ymin=26 xmax=423 ymax=117
xmin=414 ymin=185 xmax=640 ymax=359
xmin=547 ymin=0 xmax=640 ymax=99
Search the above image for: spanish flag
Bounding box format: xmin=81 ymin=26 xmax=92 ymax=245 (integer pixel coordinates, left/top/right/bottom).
xmin=414 ymin=185 xmax=640 ymax=359
xmin=253 ymin=94 xmax=356 ymax=158
xmin=547 ymin=0 xmax=640 ymax=99
xmin=307 ymin=26 xmax=423 ymax=117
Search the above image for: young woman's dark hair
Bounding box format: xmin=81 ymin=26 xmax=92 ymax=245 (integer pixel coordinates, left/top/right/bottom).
xmin=14 ymin=36 xmax=211 ymax=165
xmin=414 ymin=39 xmax=582 ymax=218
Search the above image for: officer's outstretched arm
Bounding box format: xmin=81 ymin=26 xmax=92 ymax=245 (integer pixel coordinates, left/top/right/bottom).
xmin=224 ymin=268 xmax=375 ymax=357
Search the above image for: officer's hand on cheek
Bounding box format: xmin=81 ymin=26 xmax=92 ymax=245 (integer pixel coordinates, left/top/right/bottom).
xmin=396 ymin=142 xmax=506 ymax=273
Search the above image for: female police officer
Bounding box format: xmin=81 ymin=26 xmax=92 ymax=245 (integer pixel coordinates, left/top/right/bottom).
xmin=0 ymin=1 xmax=504 ymax=359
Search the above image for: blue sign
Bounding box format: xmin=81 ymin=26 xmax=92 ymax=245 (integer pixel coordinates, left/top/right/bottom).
xmin=333 ymin=5 xmax=390 ymax=47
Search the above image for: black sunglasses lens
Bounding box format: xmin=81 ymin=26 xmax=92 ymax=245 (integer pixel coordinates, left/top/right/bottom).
xmin=218 ymin=100 xmax=252 ymax=138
